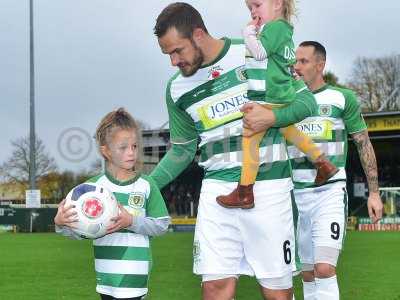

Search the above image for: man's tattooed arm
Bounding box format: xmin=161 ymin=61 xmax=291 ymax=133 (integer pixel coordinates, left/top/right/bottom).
xmin=351 ymin=130 xmax=379 ymax=193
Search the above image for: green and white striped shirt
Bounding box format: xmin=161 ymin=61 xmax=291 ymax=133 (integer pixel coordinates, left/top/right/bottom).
xmin=167 ymin=38 xmax=292 ymax=193
xmin=87 ymin=172 xmax=169 ymax=298
xmin=247 ymin=19 xmax=297 ymax=104
xmin=288 ymin=84 xmax=367 ymax=191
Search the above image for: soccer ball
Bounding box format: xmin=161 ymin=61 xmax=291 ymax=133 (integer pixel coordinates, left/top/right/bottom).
xmin=64 ymin=182 xmax=119 ymax=239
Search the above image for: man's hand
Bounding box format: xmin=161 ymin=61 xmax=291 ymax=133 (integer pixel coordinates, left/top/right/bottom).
xmin=241 ymin=102 xmax=276 ymax=136
xmin=367 ymin=192 xmax=383 ymax=224
xmin=54 ymin=199 xmax=78 ymax=228
xmin=106 ymin=203 xmax=133 ymax=234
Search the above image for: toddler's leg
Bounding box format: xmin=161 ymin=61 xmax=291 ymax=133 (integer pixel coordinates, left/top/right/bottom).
xmin=280 ymin=126 xmax=338 ymax=185
xmin=280 ymin=126 xmax=322 ymax=162
xmin=216 ymin=128 xmax=265 ymax=209
xmin=241 ymin=129 xmax=265 ymax=185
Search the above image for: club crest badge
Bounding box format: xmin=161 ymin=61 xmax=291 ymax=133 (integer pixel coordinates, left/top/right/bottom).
xmin=208 ymin=65 xmax=223 ymax=79
xmin=319 ymin=104 xmax=332 ymax=117
xmin=128 ymin=192 xmax=145 ymax=208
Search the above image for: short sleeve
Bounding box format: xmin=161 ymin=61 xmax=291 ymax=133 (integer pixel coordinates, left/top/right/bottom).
xmin=145 ymin=175 xmax=169 ymax=218
xmin=342 ymin=89 xmax=367 ymax=134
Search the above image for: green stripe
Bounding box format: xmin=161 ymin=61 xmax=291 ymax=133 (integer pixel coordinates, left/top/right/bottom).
xmin=247 ymin=91 xmax=266 ymax=101
xmin=204 ymin=160 xmax=291 ymax=182
xmin=293 ymin=179 xmax=346 ymax=190
xmin=230 ymin=38 xmax=244 ymax=45
xmin=87 ymin=174 xmax=104 ymax=183
xmin=96 ymin=272 xmax=148 ymax=288
xmin=176 ymin=68 xmax=244 ymax=111
xmin=291 ymin=191 xmax=302 ymax=272
xmin=200 ymin=135 xmax=241 ymax=162
xmin=113 ymin=193 xmax=129 ymax=206
xmin=326 ymin=105 xmax=344 ymax=118
xmin=105 ymin=170 xmax=141 ymax=186
xmin=94 ymin=246 xmax=150 ymax=261
xmin=200 ymin=128 xmax=284 ymax=162
xmin=342 ymin=187 xmax=348 ymax=249
xmin=247 ymin=68 xmax=266 ymax=80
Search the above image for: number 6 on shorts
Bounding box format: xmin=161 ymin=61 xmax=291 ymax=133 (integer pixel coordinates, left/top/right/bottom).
xmin=283 ymin=240 xmax=291 ymax=264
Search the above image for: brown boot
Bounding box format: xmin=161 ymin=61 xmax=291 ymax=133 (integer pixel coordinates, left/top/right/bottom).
xmin=216 ymin=184 xmax=255 ymax=209
xmin=314 ymin=155 xmax=339 ymax=186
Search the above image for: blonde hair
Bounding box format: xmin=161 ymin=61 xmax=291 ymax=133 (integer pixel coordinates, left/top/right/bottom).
xmin=245 ymin=0 xmax=297 ymax=24
xmin=282 ymin=0 xmax=297 ymax=24
xmin=95 ymin=107 xmax=143 ymax=172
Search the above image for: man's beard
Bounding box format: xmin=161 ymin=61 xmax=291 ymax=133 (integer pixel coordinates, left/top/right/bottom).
xmin=180 ymin=40 xmax=204 ymax=77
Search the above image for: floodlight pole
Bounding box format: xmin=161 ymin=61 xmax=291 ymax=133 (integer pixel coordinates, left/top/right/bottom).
xmin=29 ymin=0 xmax=36 ymax=189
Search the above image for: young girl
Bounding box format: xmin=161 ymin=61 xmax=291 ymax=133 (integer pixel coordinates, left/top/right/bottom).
xmin=217 ymin=0 xmax=338 ymax=208
xmin=54 ymin=108 xmax=170 ymax=300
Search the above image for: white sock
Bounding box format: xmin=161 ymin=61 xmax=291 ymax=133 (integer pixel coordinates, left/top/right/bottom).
xmin=315 ymin=275 xmax=339 ymax=300
xmin=303 ymin=280 xmax=316 ymax=300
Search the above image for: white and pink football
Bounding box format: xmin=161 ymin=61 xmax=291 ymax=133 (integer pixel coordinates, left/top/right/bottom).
xmin=64 ymin=183 xmax=119 ymax=239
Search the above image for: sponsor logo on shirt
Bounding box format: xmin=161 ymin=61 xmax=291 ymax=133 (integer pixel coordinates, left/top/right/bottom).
xmin=296 ymin=120 xmax=333 ymax=140
xmin=196 ymin=87 xmax=249 ymax=130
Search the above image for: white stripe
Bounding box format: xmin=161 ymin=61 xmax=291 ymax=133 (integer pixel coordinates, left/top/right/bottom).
xmin=287 ymin=142 xmax=345 ymax=159
xmin=199 ymin=152 xmax=242 ymax=171
xmin=96 ymin=176 xmax=150 ymax=197
xmin=170 ymin=71 xmax=208 ymax=103
xmin=96 ymin=286 xmax=147 ymax=299
xmin=292 ymin=167 xmax=346 ymax=183
xmin=200 ymin=143 xmax=288 ymax=171
xmin=259 ymin=142 xmax=289 ymax=163
xmin=248 ymin=79 xmax=265 ymax=91
xmin=315 ymin=89 xmax=346 ymax=110
xmin=246 ymin=57 xmax=266 ymax=69
xmin=199 ymin=120 xmax=242 ymax=147
xmin=203 ymin=177 xmax=293 ymax=196
xmin=94 ymin=233 xmax=150 ymax=248
xmin=95 ymin=259 xmax=149 ymax=275
xmin=296 ymin=86 xmax=307 ymax=93
xmin=170 ymin=43 xmax=246 ymax=102
xmin=171 ymin=138 xmax=198 ymax=145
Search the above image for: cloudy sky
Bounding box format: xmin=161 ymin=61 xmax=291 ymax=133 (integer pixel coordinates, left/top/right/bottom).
xmin=1 ymin=0 xmax=399 ymax=172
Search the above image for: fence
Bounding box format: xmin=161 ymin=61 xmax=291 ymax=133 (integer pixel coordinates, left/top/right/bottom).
xmin=0 ymin=205 xmax=57 ymax=232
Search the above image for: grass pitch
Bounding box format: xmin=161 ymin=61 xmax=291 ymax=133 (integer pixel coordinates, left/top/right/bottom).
xmin=0 ymin=231 xmax=399 ymax=299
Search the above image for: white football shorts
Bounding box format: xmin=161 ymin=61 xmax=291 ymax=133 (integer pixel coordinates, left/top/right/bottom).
xmin=294 ymin=182 xmax=347 ymax=266
xmin=193 ymin=179 xmax=296 ymax=280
